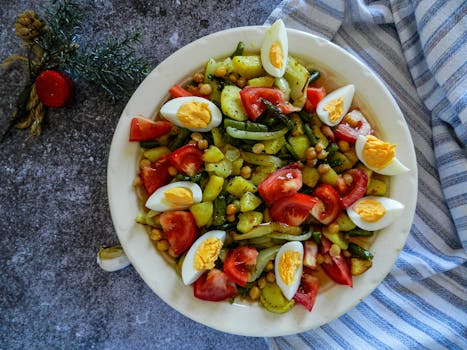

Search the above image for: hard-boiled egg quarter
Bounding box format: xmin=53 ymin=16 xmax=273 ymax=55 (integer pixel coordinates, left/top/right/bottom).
xmin=145 ymin=181 xmax=202 ymax=212
xmin=160 ymin=96 xmax=222 ymax=132
xmin=316 ymin=84 xmax=355 ymax=126
xmin=355 ymin=134 xmax=409 ymax=175
xmin=275 ymin=241 xmax=303 ymax=300
xmin=347 ymin=196 xmax=404 ymax=231
xmin=182 ymin=230 xmax=226 ymax=285
xmin=261 ymin=19 xmax=288 ymax=78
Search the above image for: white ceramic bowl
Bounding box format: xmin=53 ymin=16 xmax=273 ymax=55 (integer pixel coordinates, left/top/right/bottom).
xmin=107 ymin=26 xmax=418 ymax=336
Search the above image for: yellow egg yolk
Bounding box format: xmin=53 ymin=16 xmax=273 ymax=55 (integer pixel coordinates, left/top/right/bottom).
xmin=279 ymin=251 xmax=301 ymax=285
xmin=354 ymin=199 xmax=386 ymax=222
xmin=194 ymin=237 xmax=223 ymax=271
xmin=177 ymin=102 xmax=211 ymax=128
xmin=323 ymin=97 xmax=344 ymax=123
xmin=164 ymin=187 xmax=194 ymax=207
xmin=269 ymin=41 xmax=284 ymax=69
xmin=362 ymin=135 xmax=396 ymax=170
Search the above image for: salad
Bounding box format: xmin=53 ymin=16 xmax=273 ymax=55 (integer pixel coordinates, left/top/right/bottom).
xmin=129 ymin=20 xmax=409 ymax=314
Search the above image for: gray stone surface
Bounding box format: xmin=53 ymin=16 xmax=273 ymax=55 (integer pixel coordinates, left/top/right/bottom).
xmin=0 ymin=1 xmax=280 ymax=348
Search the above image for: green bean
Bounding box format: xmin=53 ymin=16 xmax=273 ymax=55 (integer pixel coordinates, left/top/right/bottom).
xmin=308 ymin=70 xmax=320 ymax=83
xmin=231 ymin=41 xmax=245 ymax=57
xmin=139 ymin=140 xmax=160 ymax=149
xmin=248 ymin=245 xmax=281 ymax=282
xmin=240 ymin=151 xmax=286 ymax=168
xmin=226 ymin=126 xmax=289 ymax=141
xmin=168 ymin=128 xmax=190 ymax=151
xmin=261 ymin=99 xmax=294 ymax=130
xmin=223 ymin=119 xmax=268 ymax=132
xmin=304 ymin=123 xmax=318 ymax=146
xmin=326 ymin=143 xmax=339 ymax=158
xmin=311 ymin=231 xmax=322 ymax=245
xmin=299 ymin=111 xmax=314 ymax=122
xmin=212 ymin=196 xmax=226 ymax=226
xmin=231 ymin=225 xmax=273 ymax=240
xmin=346 ymin=228 xmax=374 ymax=237
xmin=285 ymin=142 xmax=300 ymax=160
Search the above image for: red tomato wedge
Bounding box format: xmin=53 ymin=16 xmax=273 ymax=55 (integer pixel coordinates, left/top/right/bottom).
xmin=223 ymin=246 xmax=258 ymax=287
xmin=129 ymin=116 xmax=173 ymax=142
xmin=304 ymin=87 xmax=326 ymax=113
xmin=340 ymin=168 xmax=368 ymax=209
xmin=293 ymin=274 xmax=319 ymax=312
xmin=140 ymin=155 xmax=172 ymax=195
xmin=169 ymin=84 xmax=194 ymax=98
xmin=270 ymin=193 xmax=318 ymax=226
xmin=334 ymin=110 xmax=372 ymax=143
xmin=303 ymin=240 xmax=318 ymax=269
xmin=194 ymin=269 xmax=238 ymax=301
xmin=310 ymin=184 xmax=341 ymax=225
xmin=239 ymin=87 xmax=286 ymax=121
xmin=320 ymin=237 xmax=352 ymax=287
xmin=160 ymin=211 xmax=198 ymax=256
xmin=168 ymin=144 xmax=204 ymax=176
xmin=258 ymin=163 xmax=303 ymax=204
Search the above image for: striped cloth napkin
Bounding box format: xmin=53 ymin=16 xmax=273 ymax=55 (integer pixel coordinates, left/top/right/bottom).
xmin=264 ymin=0 xmax=467 ymax=348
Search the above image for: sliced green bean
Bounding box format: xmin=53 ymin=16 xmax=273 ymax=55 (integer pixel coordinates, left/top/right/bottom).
xmin=231 ymin=41 xmax=245 ymax=57
xmin=139 ymin=140 xmax=160 ymax=149
xmin=304 ymin=123 xmax=318 ymax=146
xmin=248 ymin=245 xmax=281 ymax=282
xmin=346 ymin=228 xmax=373 ymax=237
xmin=231 ymin=225 xmax=273 ymax=240
xmin=223 ymin=119 xmax=268 ymax=132
xmin=311 ymin=231 xmax=322 ymax=245
xmin=168 ymin=128 xmax=190 ymax=151
xmin=348 ymin=243 xmax=373 ymax=260
xmin=326 ymin=143 xmax=339 ymax=158
xmin=308 ymin=70 xmax=320 ymax=83
xmin=240 ymin=151 xmax=286 ymax=168
xmin=226 ymin=126 xmax=288 ymax=141
xmin=261 ymin=99 xmax=294 ymax=130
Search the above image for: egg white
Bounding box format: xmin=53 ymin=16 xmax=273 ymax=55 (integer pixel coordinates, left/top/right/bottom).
xmin=160 ymin=96 xmax=222 ymax=132
xmin=181 ymin=230 xmax=226 ymax=285
xmin=316 ymin=84 xmax=355 ymax=126
xmin=355 ymin=135 xmax=409 ymax=175
xmin=274 ymin=241 xmax=303 ymax=300
xmin=145 ymin=181 xmax=202 ymax=212
xmin=261 ymin=19 xmax=288 ymax=78
xmin=347 ymin=196 xmax=404 ymax=231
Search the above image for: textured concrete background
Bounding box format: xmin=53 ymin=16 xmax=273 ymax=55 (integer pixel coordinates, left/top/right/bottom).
xmin=0 ymin=0 xmax=280 ymax=348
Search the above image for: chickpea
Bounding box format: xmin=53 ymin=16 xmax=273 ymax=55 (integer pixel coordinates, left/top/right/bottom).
xmin=317 ymin=150 xmax=329 ymax=160
xmin=132 ymin=176 xmax=142 ymax=187
xmin=187 ymin=85 xmax=200 ymax=95
xmin=198 ymin=83 xmax=212 ymax=95
xmin=317 ymin=163 xmax=331 ymax=175
xmin=168 ymin=166 xmax=178 ymax=177
xmin=237 ymin=77 xmax=246 ymax=88
xmin=329 ymin=244 xmax=341 ymax=258
xmin=305 ymin=147 xmax=317 ymax=160
xmin=343 ymin=250 xmax=352 ymax=258
xmin=188 ymin=140 xmax=198 ymax=145
xmin=240 ymin=166 xmax=252 ymax=179
xmin=252 ymin=143 xmax=265 ymax=154
xmin=167 ymin=247 xmax=178 ymax=258
xmin=316 ymin=254 xmax=324 ymax=265
xmin=226 ymin=214 xmax=236 ymax=222
xmin=156 ymin=239 xmax=170 ymax=252
xmin=338 ymin=140 xmax=350 ymax=152
xmin=149 ymin=228 xmax=162 ymax=241
xmin=266 ymin=271 xmax=276 ymax=283
xmin=191 ymin=132 xmax=203 ymax=141
xmin=197 ymin=139 xmax=209 ymax=150
xmin=265 ymin=261 xmax=274 ymax=272
xmin=193 ymin=72 xmax=204 ymax=83
xmin=314 ymin=143 xmax=324 ymax=153
xmin=228 ymin=74 xmax=237 ymax=83
xmin=214 ymin=66 xmax=227 ymax=77
xmin=139 ymin=158 xmax=151 ymax=169
xmin=249 ymin=286 xmax=261 ymax=301
xmin=226 ymin=204 xmax=237 ymax=215
xmin=306 ymin=158 xmax=318 ymax=168
xmin=258 ymin=277 xmax=267 ymax=289
xmin=343 ymin=173 xmax=354 ymax=186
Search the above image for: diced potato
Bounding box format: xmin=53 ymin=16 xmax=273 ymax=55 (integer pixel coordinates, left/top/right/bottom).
xmin=239 ymin=192 xmax=263 ymax=212
xmin=247 ymin=76 xmax=275 ymax=87
xmin=350 ymin=258 xmax=373 ymax=276
xmin=202 ymin=145 xmax=224 ymax=163
xmin=190 ymin=201 xmax=214 ymax=227
xmin=202 ymin=175 xmax=225 ymax=201
xmin=237 ymin=211 xmax=263 ymax=233
xmin=232 ymin=55 xmax=265 ymax=79
xmin=250 ymin=166 xmax=275 ymax=186
xmin=142 ymin=146 xmax=171 ymax=162
xmin=284 ymin=56 xmax=309 ymax=108
xmin=211 ymin=127 xmax=225 ymax=148
xmin=343 ymin=149 xmax=359 ymax=167
xmin=221 ymin=85 xmax=248 ymax=121
xmin=231 ymin=158 xmax=244 ymax=175
xmin=288 ymin=135 xmax=310 ymax=160
xmin=290 ymin=114 xmax=305 ymax=136
xmin=335 ymin=212 xmax=357 ymax=231
xmin=302 ymin=166 xmax=319 ymax=188
xmin=330 ymin=152 xmax=353 ymax=173
xmin=319 ymin=168 xmax=339 ymax=186
xmin=205 ymin=159 xmax=232 ymax=178
xmin=226 ymin=176 xmax=257 ymax=198
xmin=366 ymin=178 xmax=387 ymax=196
xmin=263 ymin=136 xmax=286 ymax=155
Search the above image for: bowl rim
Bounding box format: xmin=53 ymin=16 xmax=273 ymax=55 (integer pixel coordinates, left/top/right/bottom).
xmin=107 ymin=25 xmax=418 ymax=337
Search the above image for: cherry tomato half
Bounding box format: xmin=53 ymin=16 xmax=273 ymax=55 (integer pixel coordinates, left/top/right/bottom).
xmin=169 ymin=144 xmax=204 ymax=177
xmin=340 ymin=168 xmax=368 ymax=209
xmin=258 ymin=163 xmax=303 ymax=205
xmin=223 ymin=246 xmax=258 ymax=287
xmin=270 ymin=193 xmax=318 ymax=226
xmin=310 ymin=184 xmax=341 ymax=225
xmin=193 ymin=269 xmax=238 ymax=301
xmin=129 ymin=116 xmax=173 ymax=142
xmin=160 ymin=210 xmax=198 ymax=256
xmin=140 ymin=155 xmax=172 ymax=195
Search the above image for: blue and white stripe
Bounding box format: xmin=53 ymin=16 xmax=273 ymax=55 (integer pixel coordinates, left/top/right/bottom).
xmin=266 ymin=0 xmax=466 ymax=348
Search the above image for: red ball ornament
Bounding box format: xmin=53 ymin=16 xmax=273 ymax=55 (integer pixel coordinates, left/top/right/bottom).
xmin=35 ymin=70 xmax=74 ymax=108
